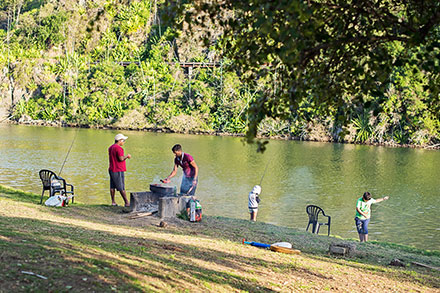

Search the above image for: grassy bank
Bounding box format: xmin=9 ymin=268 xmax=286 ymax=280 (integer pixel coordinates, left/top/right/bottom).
xmin=0 ymin=185 xmax=439 ymax=292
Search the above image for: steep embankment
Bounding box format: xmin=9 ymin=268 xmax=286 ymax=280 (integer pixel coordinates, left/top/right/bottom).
xmin=0 ymin=185 xmax=439 ymax=291
xmin=1 ymin=1 xmax=439 ymax=147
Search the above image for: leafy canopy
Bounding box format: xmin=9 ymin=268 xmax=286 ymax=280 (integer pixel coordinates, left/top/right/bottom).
xmin=171 ymin=0 xmax=440 ymax=145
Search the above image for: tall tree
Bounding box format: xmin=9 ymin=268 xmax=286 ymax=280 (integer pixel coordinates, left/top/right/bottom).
xmin=171 ymin=0 xmax=440 ymax=145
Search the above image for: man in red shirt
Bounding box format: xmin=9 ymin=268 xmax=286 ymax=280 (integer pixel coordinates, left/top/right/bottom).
xmin=163 ymin=144 xmax=198 ymax=195
xmin=108 ymin=133 xmax=131 ymax=206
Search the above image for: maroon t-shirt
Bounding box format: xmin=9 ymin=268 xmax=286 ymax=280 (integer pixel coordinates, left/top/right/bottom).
xmin=174 ymin=153 xmax=195 ymax=178
xmin=108 ymin=144 xmax=126 ymax=172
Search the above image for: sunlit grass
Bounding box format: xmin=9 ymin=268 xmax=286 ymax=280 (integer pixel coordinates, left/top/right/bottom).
xmin=0 ymin=184 xmax=439 ymax=291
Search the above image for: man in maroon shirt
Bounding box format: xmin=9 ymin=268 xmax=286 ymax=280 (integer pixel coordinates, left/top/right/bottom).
xmin=163 ymin=144 xmax=198 ymax=195
xmin=108 ymin=133 xmax=131 ymax=206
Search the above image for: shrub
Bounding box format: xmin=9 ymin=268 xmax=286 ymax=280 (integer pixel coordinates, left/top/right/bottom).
xmin=167 ymin=113 xmax=211 ymax=133
xmin=115 ymin=108 xmax=151 ymax=129
xmin=352 ymin=114 xmax=373 ymax=143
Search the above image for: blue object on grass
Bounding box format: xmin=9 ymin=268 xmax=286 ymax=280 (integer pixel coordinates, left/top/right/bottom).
xmin=242 ymin=239 xmax=271 ymax=248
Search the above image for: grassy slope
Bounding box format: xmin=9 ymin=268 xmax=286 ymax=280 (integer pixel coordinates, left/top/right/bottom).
xmin=0 ymin=185 xmax=439 ymax=292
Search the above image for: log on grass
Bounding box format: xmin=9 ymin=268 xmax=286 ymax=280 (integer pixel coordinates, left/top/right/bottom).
xmin=128 ymin=211 xmax=158 ymax=219
xmin=411 ymin=262 xmax=440 ymax=271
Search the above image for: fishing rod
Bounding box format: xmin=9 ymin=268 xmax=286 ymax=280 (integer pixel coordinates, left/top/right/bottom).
xmin=259 ymin=160 xmax=271 ymax=186
xmin=59 ymin=129 xmax=79 ymax=176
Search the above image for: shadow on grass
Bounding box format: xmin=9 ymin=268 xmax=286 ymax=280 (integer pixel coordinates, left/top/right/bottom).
xmin=305 ymin=253 xmax=439 ymax=289
xmin=1 ymin=215 xmax=301 ymax=292
xmin=2 ymin=212 xmax=439 ymax=291
xmin=1 ymin=185 xmax=439 ymax=290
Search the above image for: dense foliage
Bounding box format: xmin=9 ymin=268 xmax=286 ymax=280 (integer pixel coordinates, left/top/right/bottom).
xmin=1 ymin=0 xmax=439 ymax=148
xmin=174 ymin=0 xmax=440 ymax=147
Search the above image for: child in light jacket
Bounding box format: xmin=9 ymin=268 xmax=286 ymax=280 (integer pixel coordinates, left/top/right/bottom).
xmin=248 ymin=185 xmax=261 ymax=221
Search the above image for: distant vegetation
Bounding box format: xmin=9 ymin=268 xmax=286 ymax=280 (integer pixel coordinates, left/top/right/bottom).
xmin=1 ymin=0 xmax=439 ymax=148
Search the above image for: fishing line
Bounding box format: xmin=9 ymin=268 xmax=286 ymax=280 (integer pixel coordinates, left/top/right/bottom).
xmin=59 ymin=129 xmax=79 ymax=176
xmin=259 ymin=160 xmax=271 ymax=186
xmin=373 ymin=202 xmax=424 ymax=219
xmin=265 ymin=187 xmax=420 ymax=219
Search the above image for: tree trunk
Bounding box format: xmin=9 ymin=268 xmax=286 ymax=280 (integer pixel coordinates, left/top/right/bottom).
xmin=9 ymin=75 xmax=15 ymax=105
xmin=15 ymin=2 xmax=23 ymax=26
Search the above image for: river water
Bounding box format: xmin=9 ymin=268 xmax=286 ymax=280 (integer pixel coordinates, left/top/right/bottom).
xmin=0 ymin=124 xmax=439 ymax=250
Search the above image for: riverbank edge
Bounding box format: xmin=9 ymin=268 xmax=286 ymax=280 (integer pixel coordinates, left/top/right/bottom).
xmin=0 ymin=184 xmax=439 ymax=291
xmin=4 ymin=119 xmax=440 ymax=150
xmin=1 ymin=183 xmax=438 ymax=256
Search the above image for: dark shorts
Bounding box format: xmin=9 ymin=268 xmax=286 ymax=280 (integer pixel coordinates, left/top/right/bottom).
xmin=181 ymin=176 xmax=197 ymax=195
xmin=249 ymin=207 xmax=258 ymax=213
xmin=109 ymin=171 xmax=125 ymax=191
xmin=355 ymin=217 xmax=370 ymax=234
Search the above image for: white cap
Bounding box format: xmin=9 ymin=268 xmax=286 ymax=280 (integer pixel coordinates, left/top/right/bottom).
xmin=115 ymin=133 xmax=128 ymax=141
xmin=252 ymin=185 xmax=261 ymax=195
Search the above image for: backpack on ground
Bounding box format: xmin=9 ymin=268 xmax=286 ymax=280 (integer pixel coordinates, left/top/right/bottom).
xmin=186 ymin=198 xmax=202 ymax=222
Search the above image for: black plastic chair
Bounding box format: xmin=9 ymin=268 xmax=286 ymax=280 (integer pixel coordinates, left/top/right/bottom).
xmin=39 ymin=169 xmax=75 ymax=204
xmin=306 ymin=205 xmax=331 ymax=236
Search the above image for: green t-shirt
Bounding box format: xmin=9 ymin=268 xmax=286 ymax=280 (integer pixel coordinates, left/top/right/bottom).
xmin=355 ymin=197 xmax=376 ymax=220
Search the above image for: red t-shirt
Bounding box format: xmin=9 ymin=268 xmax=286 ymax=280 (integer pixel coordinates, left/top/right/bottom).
xmin=108 ymin=144 xmax=126 ymax=172
xmin=174 ymin=153 xmax=195 ymax=178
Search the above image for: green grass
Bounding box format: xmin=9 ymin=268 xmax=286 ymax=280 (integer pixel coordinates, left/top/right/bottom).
xmin=0 ymin=184 xmax=439 ymax=292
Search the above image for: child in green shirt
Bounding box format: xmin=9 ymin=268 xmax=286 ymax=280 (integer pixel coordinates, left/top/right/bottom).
xmin=355 ymin=191 xmax=389 ymax=242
